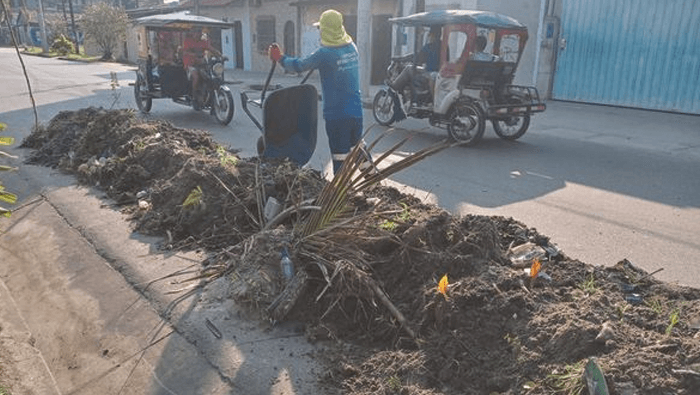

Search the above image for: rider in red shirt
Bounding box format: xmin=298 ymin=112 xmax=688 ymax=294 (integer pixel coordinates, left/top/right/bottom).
xmin=182 ymin=27 xmax=220 ymax=106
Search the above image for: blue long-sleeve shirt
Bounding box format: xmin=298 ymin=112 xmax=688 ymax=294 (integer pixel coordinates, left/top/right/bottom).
xmin=280 ymin=43 xmax=363 ymax=121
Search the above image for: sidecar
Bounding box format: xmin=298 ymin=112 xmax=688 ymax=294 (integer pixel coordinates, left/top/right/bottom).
xmin=387 ymin=10 xmax=547 ymax=143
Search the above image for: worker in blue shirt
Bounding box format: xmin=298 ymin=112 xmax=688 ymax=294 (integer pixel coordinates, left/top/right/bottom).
xmin=269 ymin=9 xmax=363 ymax=175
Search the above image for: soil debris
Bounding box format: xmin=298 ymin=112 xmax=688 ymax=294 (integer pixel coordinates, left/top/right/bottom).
xmin=22 ymin=108 xmax=700 ymax=394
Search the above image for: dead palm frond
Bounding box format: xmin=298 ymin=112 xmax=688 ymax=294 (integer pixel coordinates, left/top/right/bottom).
xmin=299 ymin=128 xmax=455 ymax=240
xmin=292 ymin=127 xmax=455 ymax=338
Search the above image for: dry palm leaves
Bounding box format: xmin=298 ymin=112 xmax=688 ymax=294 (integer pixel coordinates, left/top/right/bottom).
xmin=283 ymin=128 xmax=456 ymax=337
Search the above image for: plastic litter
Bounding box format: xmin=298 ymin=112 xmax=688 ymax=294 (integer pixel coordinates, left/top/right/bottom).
xmin=508 ymin=242 xmax=547 ymax=268
xmin=625 ymin=294 xmax=644 ymax=305
xmin=279 ymin=246 xmax=295 ymax=281
xmin=264 ymin=196 xmax=282 ymax=222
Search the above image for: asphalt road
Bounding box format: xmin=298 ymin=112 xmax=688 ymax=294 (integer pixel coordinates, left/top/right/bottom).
xmin=3 ymin=48 xmax=700 ymax=292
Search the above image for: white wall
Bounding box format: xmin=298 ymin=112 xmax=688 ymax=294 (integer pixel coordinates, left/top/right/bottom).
xmin=476 ymin=0 xmax=543 ymax=86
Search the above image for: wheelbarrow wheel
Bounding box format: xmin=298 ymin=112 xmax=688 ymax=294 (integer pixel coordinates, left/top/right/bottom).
xmin=213 ymin=86 xmax=235 ymax=125
xmin=134 ymin=74 xmax=152 ymax=114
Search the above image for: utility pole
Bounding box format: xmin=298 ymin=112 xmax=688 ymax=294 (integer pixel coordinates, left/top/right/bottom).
xmin=357 ymin=0 xmax=371 ymax=103
xmin=68 ymin=0 xmax=77 ymax=53
xmin=61 ymin=0 xmax=67 ymax=22
xmin=37 ymin=0 xmax=48 ymax=52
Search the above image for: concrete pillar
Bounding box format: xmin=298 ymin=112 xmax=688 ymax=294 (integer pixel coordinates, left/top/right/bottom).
xmin=357 ymin=0 xmax=372 ymax=101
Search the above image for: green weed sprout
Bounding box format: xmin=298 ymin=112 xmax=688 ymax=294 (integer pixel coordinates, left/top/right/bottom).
xmin=217 ymin=146 xmax=238 ymax=167
xmin=666 ymin=308 xmax=680 ymax=336
xmin=645 ymin=298 xmax=664 ymax=316
xmin=387 ymin=375 xmax=401 ymax=392
xmin=616 ymin=303 xmax=630 ymax=322
xmin=578 ymin=274 xmax=597 ymax=295
xmin=546 ymin=360 xmax=585 ymax=395
xmin=379 ymin=202 xmax=411 ymax=231
xmin=183 ymin=186 xmax=203 ymax=208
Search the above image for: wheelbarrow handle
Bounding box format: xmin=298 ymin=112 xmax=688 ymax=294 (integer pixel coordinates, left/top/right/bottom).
xmin=301 ymin=69 xmax=314 ymax=84
xmin=239 ymin=91 xmax=263 ymax=132
xmin=260 ymin=60 xmax=277 ymax=103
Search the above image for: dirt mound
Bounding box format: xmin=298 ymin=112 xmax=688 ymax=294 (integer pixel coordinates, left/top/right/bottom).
xmin=22 ymin=108 xmax=700 ymax=395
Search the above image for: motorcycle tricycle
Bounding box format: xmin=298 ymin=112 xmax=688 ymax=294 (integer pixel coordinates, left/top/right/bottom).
xmin=132 ymin=12 xmax=235 ymax=125
xmin=373 ymin=10 xmax=546 ymax=146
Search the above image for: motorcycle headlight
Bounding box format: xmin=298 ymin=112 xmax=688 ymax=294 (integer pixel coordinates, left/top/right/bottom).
xmin=212 ymin=63 xmax=224 ymax=78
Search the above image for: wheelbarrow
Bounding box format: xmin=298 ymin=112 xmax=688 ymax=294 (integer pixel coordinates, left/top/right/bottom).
xmin=240 ymin=61 xmax=318 ymax=167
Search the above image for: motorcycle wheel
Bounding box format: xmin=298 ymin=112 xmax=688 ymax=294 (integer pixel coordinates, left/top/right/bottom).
xmin=447 ymin=101 xmax=485 ymax=146
xmin=492 ymin=97 xmax=531 ymax=141
xmin=213 ymin=86 xmax=235 ymax=125
xmin=134 ymin=74 xmax=152 ymax=114
xmin=372 ymin=89 xmax=397 ymax=126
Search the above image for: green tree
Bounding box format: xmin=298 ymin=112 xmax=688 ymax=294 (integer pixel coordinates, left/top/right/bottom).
xmin=81 ymin=2 xmax=128 ymax=60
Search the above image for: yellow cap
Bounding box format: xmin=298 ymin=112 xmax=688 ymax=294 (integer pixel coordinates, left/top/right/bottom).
xmin=314 ymin=9 xmax=353 ymax=47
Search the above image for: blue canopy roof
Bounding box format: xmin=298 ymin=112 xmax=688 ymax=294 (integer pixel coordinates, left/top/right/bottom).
xmin=389 ymin=10 xmax=526 ymax=30
xmin=134 ymin=11 xmax=230 ymax=29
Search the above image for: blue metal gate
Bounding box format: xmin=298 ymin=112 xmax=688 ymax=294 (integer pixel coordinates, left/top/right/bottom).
xmin=553 ymin=0 xmax=700 ymax=114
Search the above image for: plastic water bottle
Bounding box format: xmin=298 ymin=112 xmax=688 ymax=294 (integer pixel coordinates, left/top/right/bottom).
xmin=280 ymin=247 xmax=295 ymax=281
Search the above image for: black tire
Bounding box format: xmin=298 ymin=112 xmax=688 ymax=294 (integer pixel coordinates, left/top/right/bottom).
xmin=492 ymin=97 xmax=531 ymax=140
xmin=213 ymin=86 xmax=235 ymax=125
xmin=134 ymin=74 xmax=152 ymax=114
xmin=447 ymin=101 xmax=485 ymax=146
xmin=372 ymin=89 xmax=397 ymax=126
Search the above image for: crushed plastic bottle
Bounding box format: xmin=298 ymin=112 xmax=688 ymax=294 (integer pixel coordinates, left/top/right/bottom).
xmin=280 ymin=246 xmax=295 ymax=281
xmin=508 ymin=242 xmax=547 ymax=268
xmin=264 ymin=196 xmax=282 ymax=222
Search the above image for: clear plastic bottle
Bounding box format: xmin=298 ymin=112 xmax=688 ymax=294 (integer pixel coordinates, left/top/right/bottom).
xmin=280 ymin=246 xmax=295 ymax=281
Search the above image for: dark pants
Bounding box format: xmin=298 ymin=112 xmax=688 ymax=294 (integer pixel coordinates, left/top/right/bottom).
xmin=325 ymin=117 xmax=363 ymax=174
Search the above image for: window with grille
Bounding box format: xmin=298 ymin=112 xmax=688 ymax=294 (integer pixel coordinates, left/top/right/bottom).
xmin=257 ymin=17 xmax=275 ymax=51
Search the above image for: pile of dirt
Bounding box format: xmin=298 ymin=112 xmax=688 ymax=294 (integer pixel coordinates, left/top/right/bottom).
xmin=22 ymin=108 xmax=700 ymax=395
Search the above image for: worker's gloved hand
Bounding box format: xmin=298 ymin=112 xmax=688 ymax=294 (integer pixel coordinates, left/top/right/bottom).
xmin=268 ymin=43 xmax=283 ymax=62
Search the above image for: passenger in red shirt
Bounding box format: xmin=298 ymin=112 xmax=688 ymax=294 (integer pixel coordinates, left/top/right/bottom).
xmin=182 ymin=27 xmax=220 ymax=106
